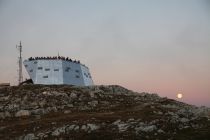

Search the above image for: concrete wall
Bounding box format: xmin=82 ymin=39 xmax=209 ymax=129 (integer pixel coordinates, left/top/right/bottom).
xmin=24 ymin=60 xmax=38 ymax=83
xmin=23 ymin=59 xmax=94 ymax=86
xmin=80 ymin=65 xmax=94 ymax=86
xmin=36 ymin=60 xmax=63 ymax=85
xmin=62 ymin=60 xmax=84 ymax=86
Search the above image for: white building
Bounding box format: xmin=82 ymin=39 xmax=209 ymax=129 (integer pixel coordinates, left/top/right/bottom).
xmin=23 ymin=57 xmax=94 ymax=86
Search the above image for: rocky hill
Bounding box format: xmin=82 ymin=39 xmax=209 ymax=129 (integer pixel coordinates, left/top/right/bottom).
xmin=0 ymin=85 xmax=210 ymax=140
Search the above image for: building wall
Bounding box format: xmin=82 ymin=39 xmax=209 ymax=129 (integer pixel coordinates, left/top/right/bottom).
xmin=62 ymin=60 xmax=84 ymax=86
xmin=80 ymin=65 xmax=94 ymax=86
xmin=23 ymin=59 xmax=94 ymax=86
xmin=36 ymin=60 xmax=63 ymax=85
xmin=24 ymin=60 xmax=38 ymax=83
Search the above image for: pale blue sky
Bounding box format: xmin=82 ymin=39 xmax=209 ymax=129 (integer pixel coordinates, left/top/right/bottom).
xmin=0 ymin=0 xmax=210 ymax=106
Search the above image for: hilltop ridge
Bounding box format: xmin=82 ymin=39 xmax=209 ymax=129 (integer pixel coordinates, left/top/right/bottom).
xmin=0 ymin=85 xmax=210 ymax=140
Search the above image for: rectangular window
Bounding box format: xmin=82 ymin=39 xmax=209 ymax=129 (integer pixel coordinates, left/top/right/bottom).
xmin=88 ymin=73 xmax=92 ymax=78
xmin=25 ymin=65 xmax=28 ymax=67
xmin=34 ymin=61 xmax=37 ymax=64
xmin=84 ymin=73 xmax=89 ymax=78
xmin=43 ymin=75 xmax=48 ymax=78
xmin=45 ymin=68 xmax=50 ymax=71
xmin=38 ymin=67 xmax=43 ymax=70
xmin=65 ymin=67 xmax=71 ymax=72
xmin=75 ymin=70 xmax=80 ymax=73
xmin=29 ymin=69 xmax=33 ymax=72
xmin=75 ymin=75 xmax=80 ymax=78
xmin=54 ymin=69 xmax=59 ymax=71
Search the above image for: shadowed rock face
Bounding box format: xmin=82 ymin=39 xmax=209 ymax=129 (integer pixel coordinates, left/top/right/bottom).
xmin=0 ymin=85 xmax=210 ymax=140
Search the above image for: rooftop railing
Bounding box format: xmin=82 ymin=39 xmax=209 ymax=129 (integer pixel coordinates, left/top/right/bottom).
xmin=28 ymin=56 xmax=80 ymax=64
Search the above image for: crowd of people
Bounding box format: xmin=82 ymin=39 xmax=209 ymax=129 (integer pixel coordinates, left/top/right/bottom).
xmin=28 ymin=56 xmax=80 ymax=64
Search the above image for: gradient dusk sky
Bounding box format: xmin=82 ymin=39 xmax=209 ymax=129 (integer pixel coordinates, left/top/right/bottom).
xmin=0 ymin=0 xmax=210 ymax=107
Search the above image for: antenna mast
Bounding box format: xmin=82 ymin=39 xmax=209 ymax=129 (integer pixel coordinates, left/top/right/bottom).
xmin=17 ymin=41 xmax=23 ymax=85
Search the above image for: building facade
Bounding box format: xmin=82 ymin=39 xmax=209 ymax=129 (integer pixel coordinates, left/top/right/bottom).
xmin=23 ymin=57 xmax=94 ymax=86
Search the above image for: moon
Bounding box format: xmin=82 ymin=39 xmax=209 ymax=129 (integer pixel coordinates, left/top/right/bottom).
xmin=177 ymin=93 xmax=183 ymax=99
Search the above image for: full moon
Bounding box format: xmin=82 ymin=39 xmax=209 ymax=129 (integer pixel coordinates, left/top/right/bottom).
xmin=177 ymin=93 xmax=183 ymax=99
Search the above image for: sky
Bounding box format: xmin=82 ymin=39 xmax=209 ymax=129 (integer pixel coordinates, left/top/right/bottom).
xmin=0 ymin=0 xmax=210 ymax=107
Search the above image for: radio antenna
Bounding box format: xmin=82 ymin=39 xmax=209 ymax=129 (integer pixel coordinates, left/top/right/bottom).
xmin=16 ymin=41 xmax=23 ymax=85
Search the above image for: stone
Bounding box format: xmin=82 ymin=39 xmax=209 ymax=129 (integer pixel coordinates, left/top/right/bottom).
xmin=180 ymin=118 xmax=189 ymax=123
xmin=70 ymin=93 xmax=77 ymax=99
xmin=135 ymin=125 xmax=157 ymax=132
xmin=1 ymin=85 xmax=210 ymax=139
xmin=51 ymin=130 xmax=60 ymax=136
xmin=157 ymin=129 xmax=165 ymax=133
xmin=4 ymin=111 xmax=11 ymax=118
xmin=113 ymin=120 xmax=121 ymax=125
xmin=23 ymin=133 xmax=37 ymax=140
xmin=0 ymin=126 xmax=6 ymax=131
xmin=88 ymin=100 xmax=98 ymax=107
xmin=38 ymin=100 xmax=46 ymax=108
xmin=42 ymin=91 xmax=51 ymax=95
xmin=15 ymin=110 xmax=30 ymax=117
xmin=23 ymin=95 xmax=28 ymax=101
xmin=74 ymin=125 xmax=79 ymax=131
xmin=52 ymin=91 xmax=67 ymax=97
xmin=87 ymin=124 xmax=100 ymax=131
xmin=64 ymin=110 xmax=71 ymax=114
xmin=67 ymin=125 xmax=76 ymax=131
xmin=117 ymin=123 xmax=129 ymax=132
xmin=79 ymin=105 xmax=90 ymax=111
xmin=100 ymin=101 xmax=109 ymax=105
xmin=67 ymin=104 xmax=73 ymax=108
xmin=37 ymin=133 xmax=45 ymax=138
xmin=0 ymin=96 xmax=10 ymax=101
xmin=81 ymin=125 xmax=88 ymax=131
xmin=31 ymin=109 xmax=46 ymax=115
xmin=0 ymin=112 xmax=5 ymax=119
xmin=51 ymin=126 xmax=66 ymax=136
xmin=162 ymin=104 xmax=179 ymax=109
xmin=157 ymin=111 xmax=163 ymax=115
xmin=46 ymin=107 xmax=57 ymax=113
xmin=89 ymin=92 xmax=95 ymax=98
xmin=5 ymin=104 xmax=19 ymax=111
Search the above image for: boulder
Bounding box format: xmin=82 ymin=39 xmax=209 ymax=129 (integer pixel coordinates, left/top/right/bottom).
xmin=23 ymin=133 xmax=37 ymax=140
xmin=15 ymin=110 xmax=30 ymax=117
xmin=135 ymin=125 xmax=157 ymax=133
xmin=88 ymin=100 xmax=98 ymax=107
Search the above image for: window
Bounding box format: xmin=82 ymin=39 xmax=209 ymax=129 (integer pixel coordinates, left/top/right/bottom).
xmin=38 ymin=67 xmax=43 ymax=70
xmin=25 ymin=65 xmax=28 ymax=67
xmin=34 ymin=61 xmax=37 ymax=64
xmin=65 ymin=67 xmax=71 ymax=72
xmin=29 ymin=69 xmax=33 ymax=72
xmin=84 ymin=73 xmax=88 ymax=78
xmin=75 ymin=70 xmax=80 ymax=73
xmin=88 ymin=73 xmax=92 ymax=78
xmin=45 ymin=68 xmax=50 ymax=71
xmin=43 ymin=75 xmax=48 ymax=78
xmin=75 ymin=75 xmax=80 ymax=78
xmin=54 ymin=69 xmax=59 ymax=71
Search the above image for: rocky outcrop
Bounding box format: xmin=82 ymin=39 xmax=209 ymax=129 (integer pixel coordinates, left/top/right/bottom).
xmin=0 ymin=85 xmax=209 ymax=140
